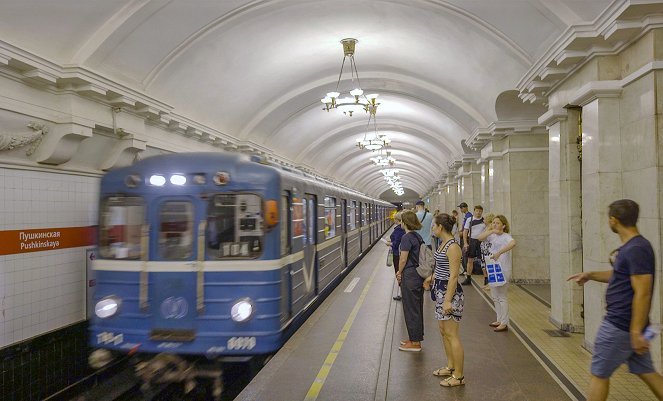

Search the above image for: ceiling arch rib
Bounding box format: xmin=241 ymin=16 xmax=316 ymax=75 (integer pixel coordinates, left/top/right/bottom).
xmin=353 ymin=163 xmax=434 ymax=190
xmin=298 ymin=119 xmax=462 ymax=167
xmin=143 ymin=0 xmax=533 ymax=91
xmin=362 ymin=172 xmax=428 ymax=196
xmin=333 ymin=146 xmax=447 ymax=185
xmin=247 ymin=73 xmax=486 ymax=145
xmin=71 ymin=0 xmax=155 ymax=65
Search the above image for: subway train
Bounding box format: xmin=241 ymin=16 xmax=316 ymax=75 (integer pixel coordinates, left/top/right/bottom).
xmin=88 ymin=151 xmax=394 ymax=396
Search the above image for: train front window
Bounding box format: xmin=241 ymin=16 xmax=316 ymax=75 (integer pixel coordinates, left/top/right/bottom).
xmin=158 ymin=201 xmax=194 ymax=260
xmin=207 ymin=194 xmax=263 ymax=259
xmin=99 ymin=197 xmax=144 ymax=259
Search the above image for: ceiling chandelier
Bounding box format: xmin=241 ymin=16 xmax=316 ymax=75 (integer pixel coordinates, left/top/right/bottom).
xmin=356 ymin=104 xmax=390 ymax=151
xmin=370 ymin=149 xmax=396 ymax=167
xmin=321 ymin=38 xmax=380 ymax=117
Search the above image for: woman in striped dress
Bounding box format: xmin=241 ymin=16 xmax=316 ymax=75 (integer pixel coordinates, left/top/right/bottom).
xmin=425 ymin=213 xmax=465 ymax=387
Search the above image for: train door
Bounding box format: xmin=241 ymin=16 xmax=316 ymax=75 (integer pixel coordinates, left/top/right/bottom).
xmin=303 ymin=193 xmax=318 ymax=295
xmin=280 ymin=192 xmax=292 ymax=324
xmin=341 ymin=199 xmax=348 ymax=268
xmin=150 ymin=198 xmax=197 ymax=341
xmin=358 ymin=202 xmax=363 ymax=252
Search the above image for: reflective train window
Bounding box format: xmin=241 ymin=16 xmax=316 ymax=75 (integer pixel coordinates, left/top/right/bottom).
xmin=206 ymin=194 xmax=263 ymax=258
xmin=159 ymin=201 xmax=194 ymax=260
xmin=349 ymin=200 xmax=357 ymax=230
xmin=323 ymin=196 xmax=336 ymax=239
xmin=281 ymin=194 xmax=290 ymax=256
xmin=99 ymin=197 xmax=144 ymax=259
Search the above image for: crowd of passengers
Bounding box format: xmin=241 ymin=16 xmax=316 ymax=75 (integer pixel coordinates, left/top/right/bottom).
xmin=385 ymin=200 xmax=515 ymax=387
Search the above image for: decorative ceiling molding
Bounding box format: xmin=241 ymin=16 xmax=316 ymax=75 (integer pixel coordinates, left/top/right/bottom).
xmin=516 ymin=0 xmax=663 ymax=104
xmin=538 ymin=107 xmax=568 ymax=127
xmin=466 ymin=120 xmax=547 ymax=150
xmin=569 ymin=80 xmax=623 ymax=106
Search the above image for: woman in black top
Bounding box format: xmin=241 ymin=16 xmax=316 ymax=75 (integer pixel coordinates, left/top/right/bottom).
xmin=396 ymin=210 xmax=424 ymax=352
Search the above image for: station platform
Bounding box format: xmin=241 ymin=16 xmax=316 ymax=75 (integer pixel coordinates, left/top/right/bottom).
xmin=236 ymin=232 xmax=657 ymax=401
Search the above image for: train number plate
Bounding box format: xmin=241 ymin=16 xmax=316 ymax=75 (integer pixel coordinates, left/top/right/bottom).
xmin=97 ymin=332 xmax=124 ymax=345
xmin=227 ymin=336 xmax=256 ymax=350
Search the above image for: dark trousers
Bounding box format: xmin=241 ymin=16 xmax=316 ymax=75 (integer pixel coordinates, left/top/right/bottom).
xmin=401 ymin=268 xmax=424 ymax=342
xmin=392 ymin=254 xmax=400 ymax=275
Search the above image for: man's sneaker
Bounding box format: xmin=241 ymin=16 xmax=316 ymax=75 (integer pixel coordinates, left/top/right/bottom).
xmin=460 ymin=276 xmax=472 ymax=286
xmin=393 ymin=295 xmax=402 ymax=301
xmin=399 ymin=341 xmax=422 ymax=352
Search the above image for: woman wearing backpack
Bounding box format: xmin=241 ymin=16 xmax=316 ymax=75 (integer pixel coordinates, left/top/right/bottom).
xmin=396 ymin=210 xmax=425 ymax=352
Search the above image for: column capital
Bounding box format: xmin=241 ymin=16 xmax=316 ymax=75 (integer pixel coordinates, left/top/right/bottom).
xmin=569 ymin=81 xmax=622 ymax=107
xmin=538 ymin=108 xmax=568 ymax=127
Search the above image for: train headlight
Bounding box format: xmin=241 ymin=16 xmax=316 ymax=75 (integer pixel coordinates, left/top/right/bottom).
xmin=231 ymin=298 xmax=254 ymax=322
xmin=149 ymin=175 xmax=166 ymax=186
xmin=95 ymin=296 xmax=121 ymax=319
xmin=170 ymin=174 xmax=187 ymax=185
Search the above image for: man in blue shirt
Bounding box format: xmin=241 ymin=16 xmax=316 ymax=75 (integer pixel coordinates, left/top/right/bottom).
xmin=415 ymin=200 xmax=433 ymax=249
xmin=568 ymin=199 xmax=663 ymax=401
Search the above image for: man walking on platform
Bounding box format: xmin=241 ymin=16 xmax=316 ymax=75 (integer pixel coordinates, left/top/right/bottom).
xmin=457 ymin=202 xmax=473 ymax=281
xmin=568 ymin=199 xmax=663 ymax=401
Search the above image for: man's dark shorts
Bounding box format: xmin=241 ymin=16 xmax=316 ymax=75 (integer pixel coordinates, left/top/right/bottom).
xmin=591 ymin=319 xmax=655 ymax=378
xmin=467 ymin=238 xmax=482 ymax=258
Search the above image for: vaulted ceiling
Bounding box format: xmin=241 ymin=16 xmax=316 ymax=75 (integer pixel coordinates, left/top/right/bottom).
xmin=0 ymin=0 xmax=615 ymax=198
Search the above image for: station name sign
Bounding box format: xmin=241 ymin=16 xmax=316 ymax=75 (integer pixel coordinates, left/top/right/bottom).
xmin=0 ymin=226 xmax=96 ymax=256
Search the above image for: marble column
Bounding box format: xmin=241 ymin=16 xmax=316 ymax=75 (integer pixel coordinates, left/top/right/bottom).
xmin=571 ymin=83 xmax=623 ymax=349
xmin=541 ymin=108 xmax=584 ymax=332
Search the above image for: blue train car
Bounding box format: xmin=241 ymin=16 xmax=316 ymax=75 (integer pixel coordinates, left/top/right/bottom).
xmin=88 ymin=152 xmax=393 ymax=395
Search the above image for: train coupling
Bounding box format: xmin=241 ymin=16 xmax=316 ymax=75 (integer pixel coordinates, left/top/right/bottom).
xmin=135 ymin=354 xmax=223 ymax=400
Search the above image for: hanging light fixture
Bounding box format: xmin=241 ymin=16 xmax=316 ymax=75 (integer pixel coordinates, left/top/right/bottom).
xmin=356 ymin=104 xmax=390 ymax=151
xmin=321 ymin=38 xmax=380 ymax=117
xmin=370 ymin=149 xmax=396 ymax=167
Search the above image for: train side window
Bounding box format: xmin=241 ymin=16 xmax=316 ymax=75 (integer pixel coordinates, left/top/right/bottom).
xmin=158 ymin=201 xmax=194 ymax=260
xmin=323 ymin=196 xmax=336 ymax=239
xmin=280 ymin=194 xmax=290 ymax=256
xmin=292 ymin=197 xmax=304 ymax=242
xmin=206 ymin=194 xmax=263 ymax=259
xmin=349 ymin=201 xmax=357 ymax=230
xmin=99 ymin=197 xmax=144 ymax=260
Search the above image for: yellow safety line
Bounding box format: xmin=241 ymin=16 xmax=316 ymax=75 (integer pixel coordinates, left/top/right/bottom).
xmin=303 ymin=262 xmax=380 ymax=401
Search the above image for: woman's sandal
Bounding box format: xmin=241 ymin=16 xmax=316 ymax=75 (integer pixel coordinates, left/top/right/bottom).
xmin=432 ymin=367 xmax=454 ymax=377
xmin=489 ymin=321 xmax=500 ymax=327
xmin=440 ymin=374 xmax=465 ymax=387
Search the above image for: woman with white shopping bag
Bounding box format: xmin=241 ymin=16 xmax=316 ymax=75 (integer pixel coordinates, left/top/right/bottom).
xmin=477 ymin=215 xmax=516 ymax=332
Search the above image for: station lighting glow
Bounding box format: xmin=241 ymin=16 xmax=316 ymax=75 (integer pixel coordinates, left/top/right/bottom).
xmin=149 ymin=175 xmax=166 ymax=186
xmin=170 ymin=174 xmax=187 ymax=185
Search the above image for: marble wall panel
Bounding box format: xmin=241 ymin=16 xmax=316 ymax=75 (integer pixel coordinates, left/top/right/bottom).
xmin=508 ymin=151 xmax=549 ymax=171
xmin=623 ymin=168 xmax=658 ymax=219
xmin=620 ymin=73 xmax=655 ymax=125
xmin=507 ymin=134 xmax=549 ymax=149
xmin=620 ymin=30 xmax=654 ymax=78
xmin=620 ymin=117 xmax=657 ymax=171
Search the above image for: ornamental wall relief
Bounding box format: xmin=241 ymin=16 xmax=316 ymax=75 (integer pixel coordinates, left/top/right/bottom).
xmin=0 ymin=122 xmax=47 ymax=155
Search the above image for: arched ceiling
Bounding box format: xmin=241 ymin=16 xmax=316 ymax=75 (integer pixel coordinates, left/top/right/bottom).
xmin=0 ymin=0 xmax=613 ymax=198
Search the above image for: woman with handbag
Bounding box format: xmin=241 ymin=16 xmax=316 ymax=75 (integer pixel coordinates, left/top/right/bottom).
xmin=477 ymin=215 xmax=517 ymax=332
xmin=386 ymin=212 xmax=405 ymax=300
xmin=424 ymin=213 xmax=465 ymax=387
xmin=396 ymin=210 xmax=424 ymax=352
